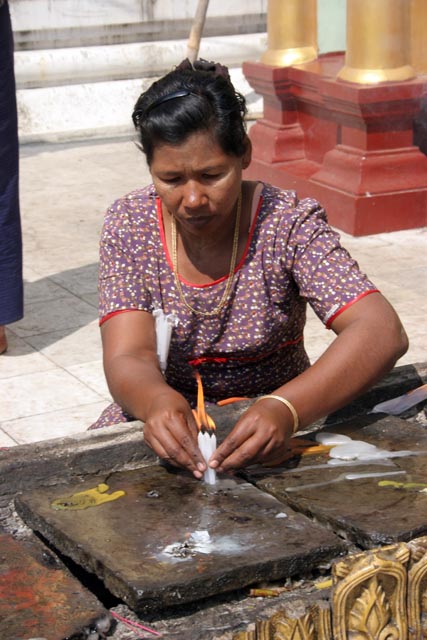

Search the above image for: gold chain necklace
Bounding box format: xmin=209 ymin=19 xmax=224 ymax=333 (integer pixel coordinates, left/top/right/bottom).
xmin=171 ymin=192 xmax=242 ymax=317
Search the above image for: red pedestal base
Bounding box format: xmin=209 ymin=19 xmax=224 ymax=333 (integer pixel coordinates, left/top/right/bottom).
xmin=243 ymin=54 xmax=427 ymax=236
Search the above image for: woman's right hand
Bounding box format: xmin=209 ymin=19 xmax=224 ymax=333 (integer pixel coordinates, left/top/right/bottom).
xmin=101 ymin=310 xmax=206 ymax=479
xmin=143 ymin=389 xmax=207 ymax=479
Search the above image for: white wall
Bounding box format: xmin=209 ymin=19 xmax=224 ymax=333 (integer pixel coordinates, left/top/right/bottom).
xmin=318 ymin=0 xmax=346 ymax=53
xmin=10 ymin=0 xmax=267 ymax=31
xmin=10 ymin=0 xmax=345 ymax=55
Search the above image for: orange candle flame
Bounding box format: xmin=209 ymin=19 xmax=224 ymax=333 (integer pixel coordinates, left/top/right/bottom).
xmin=194 ymin=370 xmax=216 ymax=432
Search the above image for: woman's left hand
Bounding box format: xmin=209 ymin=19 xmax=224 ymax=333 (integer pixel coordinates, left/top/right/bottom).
xmin=209 ymin=399 xmax=295 ymax=471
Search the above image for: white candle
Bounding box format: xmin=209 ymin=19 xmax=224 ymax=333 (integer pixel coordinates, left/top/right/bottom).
xmin=198 ymin=430 xmax=217 ymax=485
xmin=153 ymin=309 xmax=178 ymax=373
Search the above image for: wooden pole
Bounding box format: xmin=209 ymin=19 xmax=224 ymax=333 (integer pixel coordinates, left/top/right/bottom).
xmin=186 ymin=0 xmax=210 ymax=63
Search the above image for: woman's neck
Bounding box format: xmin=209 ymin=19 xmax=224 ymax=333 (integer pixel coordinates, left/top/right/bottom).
xmin=163 ymin=180 xmax=257 ymax=283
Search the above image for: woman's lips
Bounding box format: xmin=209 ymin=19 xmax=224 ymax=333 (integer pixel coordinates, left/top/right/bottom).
xmin=184 ymin=215 xmax=212 ymax=227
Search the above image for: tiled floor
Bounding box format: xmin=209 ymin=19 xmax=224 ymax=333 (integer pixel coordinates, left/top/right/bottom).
xmin=1 ymin=138 xmax=426 ymax=447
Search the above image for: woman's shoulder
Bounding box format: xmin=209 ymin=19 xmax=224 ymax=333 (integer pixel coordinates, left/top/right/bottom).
xmin=257 ymin=182 xmax=296 ymax=209
xmin=257 ymin=183 xmax=326 ymax=228
xmin=259 ymin=182 xmax=322 ymax=214
xmin=106 ymin=184 xmax=157 ymax=216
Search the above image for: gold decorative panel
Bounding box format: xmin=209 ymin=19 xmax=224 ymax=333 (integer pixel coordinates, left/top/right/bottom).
xmin=407 ymin=536 xmax=427 ymax=639
xmin=332 ymin=544 xmax=409 ymax=639
xmin=232 ymin=603 xmax=332 ymax=639
xmin=233 ymin=538 xmax=427 ymax=639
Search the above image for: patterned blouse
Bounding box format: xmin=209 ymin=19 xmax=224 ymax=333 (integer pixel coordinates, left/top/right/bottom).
xmin=98 ymin=182 xmax=377 ymax=411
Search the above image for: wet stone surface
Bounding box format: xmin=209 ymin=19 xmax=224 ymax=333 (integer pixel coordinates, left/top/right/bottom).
xmin=14 ymin=465 xmax=346 ymax=615
xmin=0 ymin=530 xmax=109 ymax=640
xmin=245 ymin=415 xmax=427 ymax=548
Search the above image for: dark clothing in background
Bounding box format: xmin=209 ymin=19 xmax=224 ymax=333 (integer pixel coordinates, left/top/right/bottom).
xmin=0 ymin=0 xmax=23 ymax=325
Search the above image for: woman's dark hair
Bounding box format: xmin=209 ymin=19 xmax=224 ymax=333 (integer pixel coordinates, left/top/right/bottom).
xmin=132 ymin=59 xmax=248 ymax=165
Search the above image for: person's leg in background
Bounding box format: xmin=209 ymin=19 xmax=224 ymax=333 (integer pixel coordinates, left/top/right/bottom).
xmin=0 ymin=0 xmax=24 ymax=354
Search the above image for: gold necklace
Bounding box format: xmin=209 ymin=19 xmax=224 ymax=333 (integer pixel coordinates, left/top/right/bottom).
xmin=171 ymin=192 xmax=242 ymax=317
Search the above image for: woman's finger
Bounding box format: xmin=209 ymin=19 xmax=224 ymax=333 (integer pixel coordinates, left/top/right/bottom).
xmin=211 ymin=405 xmax=291 ymax=471
xmin=149 ymin=431 xmax=204 ymax=479
xmin=217 ymin=434 xmax=267 ymax=471
xmin=145 ymin=413 xmax=205 ymax=476
xmin=212 ymin=428 xmax=264 ymax=471
xmin=210 ymin=421 xmax=255 ymax=468
xmin=168 ymin=412 xmax=206 ymax=469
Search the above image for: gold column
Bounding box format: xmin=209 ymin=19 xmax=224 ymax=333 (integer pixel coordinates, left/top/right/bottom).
xmin=410 ymin=0 xmax=427 ymax=74
xmin=338 ymin=0 xmax=415 ymax=84
xmin=261 ymin=0 xmax=318 ymax=67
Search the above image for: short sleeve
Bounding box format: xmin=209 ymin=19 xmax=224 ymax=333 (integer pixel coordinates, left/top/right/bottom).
xmin=284 ymin=198 xmax=379 ymax=327
xmin=98 ymin=196 xmax=153 ymax=321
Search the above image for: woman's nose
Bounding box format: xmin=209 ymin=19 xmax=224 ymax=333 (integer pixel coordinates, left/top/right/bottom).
xmin=183 ymin=182 xmax=205 ymax=208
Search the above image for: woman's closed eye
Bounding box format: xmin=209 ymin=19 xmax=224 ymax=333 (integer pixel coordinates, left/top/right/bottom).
xmin=159 ymin=173 xmax=222 ymax=185
xmin=159 ymin=175 xmax=182 ymax=185
xmin=202 ymin=172 xmax=222 ymax=180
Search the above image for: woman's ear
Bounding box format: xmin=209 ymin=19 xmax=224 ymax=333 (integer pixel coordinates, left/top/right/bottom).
xmin=242 ymin=136 xmax=252 ymax=169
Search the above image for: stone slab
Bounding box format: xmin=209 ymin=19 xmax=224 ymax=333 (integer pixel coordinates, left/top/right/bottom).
xmin=245 ymin=415 xmax=427 ymax=549
xmin=2 ymin=362 xmax=425 ymax=503
xmin=15 ymin=465 xmax=346 ymax=615
xmin=0 ymin=530 xmax=109 ymax=640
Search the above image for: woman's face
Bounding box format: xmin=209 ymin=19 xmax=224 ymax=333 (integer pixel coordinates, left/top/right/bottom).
xmin=149 ymin=130 xmax=251 ymax=236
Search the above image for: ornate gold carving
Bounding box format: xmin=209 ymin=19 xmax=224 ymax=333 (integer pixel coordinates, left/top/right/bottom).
xmin=313 ymin=604 xmax=332 ymax=640
xmin=254 ymin=619 xmax=271 ymax=640
xmin=232 ymin=603 xmax=332 ymax=640
xmin=233 ymin=631 xmax=256 ymax=640
xmin=347 ymin=576 xmax=399 ymax=639
xmin=332 ymin=544 xmax=408 ymax=640
xmin=232 ymin=538 xmax=427 ymax=639
xmin=270 ymin=610 xmax=315 ymax=639
xmin=407 ymin=536 xmax=427 ymax=639
xmin=333 ymin=544 xmax=410 ymax=580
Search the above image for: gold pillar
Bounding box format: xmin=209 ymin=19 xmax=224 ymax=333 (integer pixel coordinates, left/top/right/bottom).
xmin=410 ymin=0 xmax=427 ymax=74
xmin=261 ymin=0 xmax=318 ymax=67
xmin=338 ymin=0 xmax=415 ymax=84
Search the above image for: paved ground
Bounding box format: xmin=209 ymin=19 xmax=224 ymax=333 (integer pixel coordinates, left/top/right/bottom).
xmin=0 ymin=136 xmax=426 ymax=447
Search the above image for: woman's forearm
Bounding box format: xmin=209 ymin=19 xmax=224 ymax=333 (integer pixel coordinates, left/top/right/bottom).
xmin=274 ymin=295 xmax=408 ymax=430
xmin=104 ymin=352 xmax=174 ymax=421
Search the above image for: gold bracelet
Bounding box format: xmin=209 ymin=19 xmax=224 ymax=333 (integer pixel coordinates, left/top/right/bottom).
xmin=255 ymin=394 xmax=299 ymax=434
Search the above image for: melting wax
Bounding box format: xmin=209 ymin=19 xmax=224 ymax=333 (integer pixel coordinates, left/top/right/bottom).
xmin=315 ymin=432 xmax=352 ymax=446
xmin=51 ymin=483 xmax=125 ymax=510
xmin=328 ymin=441 xmax=377 ymax=460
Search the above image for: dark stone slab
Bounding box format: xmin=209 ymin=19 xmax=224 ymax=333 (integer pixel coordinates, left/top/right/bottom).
xmin=317 ymin=361 xmax=427 ymax=426
xmin=2 ymin=362 xmax=425 ymax=505
xmin=0 ymin=530 xmax=109 ymax=640
xmin=15 ymin=465 xmax=346 ymax=615
xmin=244 ymin=415 xmax=427 ymax=549
xmin=0 ymin=423 xmax=156 ymax=502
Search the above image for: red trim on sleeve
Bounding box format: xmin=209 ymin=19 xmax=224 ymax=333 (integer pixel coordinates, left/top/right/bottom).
xmin=325 ymin=289 xmax=380 ymax=329
xmin=99 ymin=308 xmax=140 ymax=327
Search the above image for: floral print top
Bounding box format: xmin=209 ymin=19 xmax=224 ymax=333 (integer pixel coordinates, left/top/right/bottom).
xmin=98 ymin=182 xmax=378 ymax=404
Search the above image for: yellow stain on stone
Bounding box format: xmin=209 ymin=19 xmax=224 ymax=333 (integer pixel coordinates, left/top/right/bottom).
xmin=51 ymin=483 xmax=125 ymax=510
xmin=315 ymin=578 xmax=333 ymax=590
xmin=378 ymin=480 xmax=427 ymax=491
